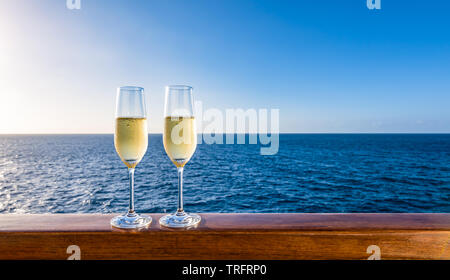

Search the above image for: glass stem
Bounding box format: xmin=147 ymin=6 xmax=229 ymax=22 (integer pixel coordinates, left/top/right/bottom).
xmin=128 ymin=167 xmax=135 ymax=216
xmin=177 ymin=167 xmax=184 ymax=215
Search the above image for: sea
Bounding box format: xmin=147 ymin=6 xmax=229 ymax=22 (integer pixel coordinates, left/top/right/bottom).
xmin=0 ymin=134 xmax=449 ymax=213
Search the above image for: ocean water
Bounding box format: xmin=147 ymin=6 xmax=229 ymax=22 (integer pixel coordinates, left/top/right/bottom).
xmin=0 ymin=134 xmax=449 ymax=214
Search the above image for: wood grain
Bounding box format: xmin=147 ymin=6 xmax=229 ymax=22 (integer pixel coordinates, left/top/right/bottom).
xmin=0 ymin=213 xmax=448 ymax=260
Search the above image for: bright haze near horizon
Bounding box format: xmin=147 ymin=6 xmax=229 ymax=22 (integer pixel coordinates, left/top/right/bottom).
xmin=0 ymin=0 xmax=449 ymax=134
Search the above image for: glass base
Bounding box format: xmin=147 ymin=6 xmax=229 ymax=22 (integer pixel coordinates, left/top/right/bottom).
xmin=110 ymin=212 xmax=152 ymax=229
xmin=159 ymin=211 xmax=201 ymax=228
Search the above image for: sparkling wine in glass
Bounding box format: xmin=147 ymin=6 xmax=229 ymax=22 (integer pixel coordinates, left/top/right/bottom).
xmin=110 ymin=86 xmax=152 ymax=229
xmin=159 ymin=85 xmax=200 ymax=228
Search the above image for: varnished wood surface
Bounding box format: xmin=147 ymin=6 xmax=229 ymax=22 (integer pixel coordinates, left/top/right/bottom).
xmin=1 ymin=213 xmax=449 ymax=232
xmin=0 ymin=213 xmax=448 ymax=260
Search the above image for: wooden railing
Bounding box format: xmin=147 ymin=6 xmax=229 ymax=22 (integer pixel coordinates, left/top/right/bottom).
xmin=0 ymin=213 xmax=448 ymax=260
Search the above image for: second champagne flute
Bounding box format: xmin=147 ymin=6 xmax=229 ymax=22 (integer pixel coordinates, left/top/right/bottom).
xmin=159 ymin=85 xmax=201 ymax=228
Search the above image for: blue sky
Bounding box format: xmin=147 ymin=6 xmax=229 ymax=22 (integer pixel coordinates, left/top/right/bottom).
xmin=0 ymin=0 xmax=449 ymax=133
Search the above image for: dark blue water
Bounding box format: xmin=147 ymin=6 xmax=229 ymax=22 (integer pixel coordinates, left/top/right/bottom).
xmin=0 ymin=134 xmax=448 ymax=213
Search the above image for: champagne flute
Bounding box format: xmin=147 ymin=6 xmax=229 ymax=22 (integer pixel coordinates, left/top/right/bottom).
xmin=110 ymin=86 xmax=152 ymax=229
xmin=159 ymin=85 xmax=201 ymax=228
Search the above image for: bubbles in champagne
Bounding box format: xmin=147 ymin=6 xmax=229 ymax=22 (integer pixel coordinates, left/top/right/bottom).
xmin=114 ymin=117 xmax=148 ymax=168
xmin=163 ymin=116 xmax=197 ymax=167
